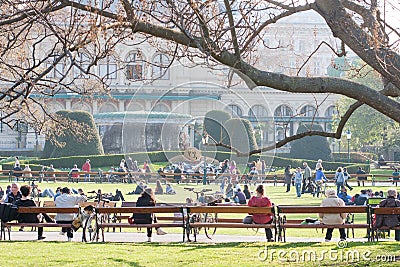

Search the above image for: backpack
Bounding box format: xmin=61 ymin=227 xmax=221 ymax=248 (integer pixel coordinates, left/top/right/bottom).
xmin=0 ymin=203 xmax=18 ymax=222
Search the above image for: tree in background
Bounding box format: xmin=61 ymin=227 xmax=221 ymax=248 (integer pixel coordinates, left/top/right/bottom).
xmin=44 ymin=110 xmax=103 ymax=158
xmin=290 ymin=123 xmax=331 ymax=161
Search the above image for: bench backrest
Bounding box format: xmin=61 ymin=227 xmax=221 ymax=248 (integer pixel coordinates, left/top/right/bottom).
xmin=187 ymin=206 xmax=274 ymax=214
xmin=372 ymin=207 xmax=400 ymax=215
xmin=17 ymin=207 xmax=79 ymax=213
xmin=96 ymin=206 xmax=183 ymax=214
xmin=278 ymin=206 xmax=368 ymax=214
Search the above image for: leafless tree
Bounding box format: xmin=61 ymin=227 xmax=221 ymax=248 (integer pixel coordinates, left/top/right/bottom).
xmin=0 ymin=0 xmax=399 ymax=155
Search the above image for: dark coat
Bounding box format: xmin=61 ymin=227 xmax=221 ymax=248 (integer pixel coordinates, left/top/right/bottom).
xmin=16 ymin=199 xmax=39 ymax=223
xmin=375 ymin=197 xmax=400 ymax=228
xmin=133 ymin=193 xmax=155 ymax=224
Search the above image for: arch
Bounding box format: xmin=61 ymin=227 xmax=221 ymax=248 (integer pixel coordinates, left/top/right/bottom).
xmin=274 ymin=104 xmax=293 ymax=117
xmin=72 ymin=102 xmax=92 ymax=113
xmin=325 ymin=105 xmax=338 ymax=117
xmin=299 ymin=105 xmax=319 ymax=117
xmin=126 ymin=102 xmax=144 ymax=111
xmin=152 ymin=103 xmax=170 ymax=112
xmin=125 ymin=50 xmax=145 ymax=80
xmin=98 ymin=102 xmax=118 ymax=113
xmin=248 ymin=105 xmax=268 ymax=117
xmin=47 ymin=101 xmax=64 ymax=113
xmin=152 ymin=53 xmax=170 ymax=80
xmin=225 ymin=104 xmax=243 ymax=117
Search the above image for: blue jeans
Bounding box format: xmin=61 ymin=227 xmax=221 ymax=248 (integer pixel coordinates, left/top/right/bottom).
xmin=84 ymin=173 xmax=90 ymax=182
xmin=295 ymin=183 xmax=301 ymax=197
xmin=336 ymin=182 xmax=344 ymax=195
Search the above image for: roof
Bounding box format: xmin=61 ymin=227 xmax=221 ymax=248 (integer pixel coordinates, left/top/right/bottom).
xmin=94 ymin=111 xmax=193 ymax=124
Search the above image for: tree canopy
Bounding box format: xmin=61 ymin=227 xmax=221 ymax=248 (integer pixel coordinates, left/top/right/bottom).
xmin=1 ymin=0 xmax=399 ymax=156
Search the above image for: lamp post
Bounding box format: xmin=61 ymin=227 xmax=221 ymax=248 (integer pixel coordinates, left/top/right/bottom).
xmin=202 ymin=134 xmax=209 ymax=185
xmin=338 ymin=139 xmax=341 ymax=159
xmin=346 ymin=129 xmax=352 ymax=163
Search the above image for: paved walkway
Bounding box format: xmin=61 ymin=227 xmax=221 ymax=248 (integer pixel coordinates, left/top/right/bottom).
xmin=3 ymin=230 xmax=374 ymax=243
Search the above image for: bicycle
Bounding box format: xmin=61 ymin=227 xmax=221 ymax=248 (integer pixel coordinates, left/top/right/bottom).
xmin=184 ymin=188 xmax=222 ymax=240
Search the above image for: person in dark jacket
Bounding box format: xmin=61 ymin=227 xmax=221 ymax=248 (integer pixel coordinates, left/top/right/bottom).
xmin=4 ymin=183 xmax=22 ymax=204
xmin=375 ymin=189 xmax=400 ymax=241
xmin=243 ymin=184 xmax=251 ymax=199
xmin=133 ymin=188 xmax=167 ymax=242
xmin=16 ymin=185 xmax=53 ymax=240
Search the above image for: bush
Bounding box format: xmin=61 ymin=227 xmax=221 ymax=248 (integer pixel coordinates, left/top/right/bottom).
xmin=203 ymin=110 xmax=231 ymax=151
xmin=223 ymin=118 xmax=258 ymax=153
xmin=44 ymin=110 xmax=104 ymax=158
xmin=289 ymin=123 xmax=332 ymax=161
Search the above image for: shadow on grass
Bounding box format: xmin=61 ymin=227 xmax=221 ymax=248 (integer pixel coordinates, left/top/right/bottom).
xmin=106 ymin=258 xmax=145 ymax=267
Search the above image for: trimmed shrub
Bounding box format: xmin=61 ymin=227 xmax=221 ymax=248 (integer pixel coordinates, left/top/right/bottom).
xmin=223 ymin=118 xmax=258 ymax=153
xmin=203 ymin=110 xmax=231 ymax=151
xmin=44 ymin=110 xmax=104 ymax=158
xmin=289 ymin=123 xmax=332 ymax=161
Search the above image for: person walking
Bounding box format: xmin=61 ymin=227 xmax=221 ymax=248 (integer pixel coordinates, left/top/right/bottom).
xmin=284 ymin=165 xmax=292 ymax=192
xmin=294 ymin=167 xmax=303 ymax=198
xmin=342 ymin=167 xmax=353 ymax=191
xmin=334 ymin=167 xmax=345 ymax=195
xmin=319 ymin=188 xmax=347 ymax=242
xmin=302 ymin=162 xmax=312 ymax=194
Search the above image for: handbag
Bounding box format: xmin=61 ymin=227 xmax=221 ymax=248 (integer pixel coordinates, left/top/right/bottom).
xmin=242 ymin=215 xmax=253 ymax=224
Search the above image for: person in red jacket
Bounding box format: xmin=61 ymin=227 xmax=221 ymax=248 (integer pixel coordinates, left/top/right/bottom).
xmin=248 ymin=184 xmax=274 ymax=242
xmin=82 ymin=159 xmax=91 ymax=182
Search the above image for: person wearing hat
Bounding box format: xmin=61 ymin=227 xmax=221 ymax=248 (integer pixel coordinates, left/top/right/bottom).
xmin=319 ymin=188 xmax=347 ymax=242
xmin=55 ymin=187 xmax=87 ymax=241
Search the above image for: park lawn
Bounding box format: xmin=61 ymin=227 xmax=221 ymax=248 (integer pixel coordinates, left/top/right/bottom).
xmin=0 ymin=241 xmax=398 ymax=266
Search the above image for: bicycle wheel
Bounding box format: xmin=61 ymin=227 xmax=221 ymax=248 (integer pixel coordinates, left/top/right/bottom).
xmin=187 ymin=213 xmax=201 ymax=241
xmin=204 ymin=213 xmax=217 ymax=239
xmin=82 ymin=214 xmax=98 ymax=242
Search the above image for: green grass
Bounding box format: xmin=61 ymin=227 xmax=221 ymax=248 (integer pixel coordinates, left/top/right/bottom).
xmin=0 ymin=241 xmax=398 ymax=266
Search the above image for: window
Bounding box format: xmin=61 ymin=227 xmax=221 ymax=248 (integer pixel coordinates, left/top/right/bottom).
xmin=300 ymin=105 xmax=318 ymax=117
xmin=46 ymin=54 xmax=65 ymax=78
xmin=274 ymin=105 xmax=293 ymax=117
xmin=126 ymin=51 xmax=144 ymax=80
xmin=248 ymin=105 xmax=268 ymax=118
xmin=225 ymin=104 xmax=242 ymax=117
xmin=152 ymin=54 xmax=170 ymax=80
xmin=152 ymin=103 xmax=170 ymax=112
xmin=99 ymin=56 xmax=117 ymax=79
xmin=74 ymin=52 xmax=91 ymax=78
xmin=325 ymin=106 xmax=338 ymax=117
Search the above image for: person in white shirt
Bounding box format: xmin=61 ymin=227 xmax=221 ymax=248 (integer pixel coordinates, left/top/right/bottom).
xmin=55 ymin=187 xmax=86 ymax=241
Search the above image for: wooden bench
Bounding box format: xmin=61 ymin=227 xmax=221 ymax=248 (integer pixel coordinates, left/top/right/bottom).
xmin=1 ymin=207 xmax=80 ymax=240
xmin=277 ymin=206 xmax=370 ymax=242
xmin=186 ymin=206 xmax=276 ymax=242
xmin=370 ymin=207 xmax=400 ymax=241
xmin=95 ymin=206 xmax=186 ymax=242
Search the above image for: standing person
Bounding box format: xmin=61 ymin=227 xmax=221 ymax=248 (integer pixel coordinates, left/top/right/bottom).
xmin=315 ymin=159 xmax=323 ymax=171
xmin=375 ymin=189 xmax=400 ymax=241
xmin=356 ymin=167 xmax=367 ymax=186
xmin=319 ymin=188 xmax=347 ymax=242
xmin=55 ymin=187 xmax=87 ymax=241
xmin=248 ymin=184 xmax=274 ymax=242
xmin=261 ymin=160 xmax=267 ymax=175
xmin=16 ymin=185 xmax=51 ymax=240
xmin=392 ymin=168 xmax=400 ymax=187
xmin=284 ymin=165 xmax=292 ymax=192
xmin=126 ymin=157 xmax=134 ymax=171
xmin=255 ymin=158 xmax=262 ymax=174
xmin=334 ymin=167 xmax=345 ymax=195
xmin=315 ymin=167 xmax=328 ymax=197
xmin=132 ymin=188 xmax=167 ymax=242
xmin=342 ymin=167 xmax=353 ymax=191
xmin=302 ymin=162 xmax=312 ymax=194
xmin=294 ymin=167 xmax=303 ymax=198
xmin=14 ymin=156 xmax=20 ymax=167
xmin=82 ymin=159 xmax=91 ymax=182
